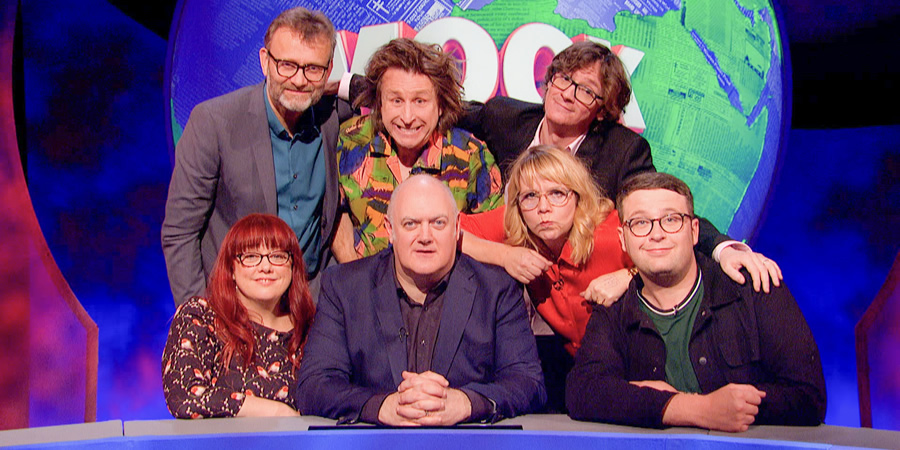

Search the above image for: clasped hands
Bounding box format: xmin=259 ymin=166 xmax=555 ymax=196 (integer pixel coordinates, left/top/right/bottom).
xmin=378 ymin=371 xmax=472 ymax=426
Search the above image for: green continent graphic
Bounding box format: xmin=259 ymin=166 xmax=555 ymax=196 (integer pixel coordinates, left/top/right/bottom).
xmin=453 ymin=0 xmax=780 ymax=235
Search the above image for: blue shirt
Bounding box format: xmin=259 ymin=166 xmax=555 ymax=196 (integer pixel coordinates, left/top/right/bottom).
xmin=264 ymin=89 xmax=326 ymax=275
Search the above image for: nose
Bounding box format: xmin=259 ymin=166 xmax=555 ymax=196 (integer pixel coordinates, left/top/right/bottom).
xmin=558 ymin=83 xmax=576 ymax=102
xmin=288 ymin=69 xmax=310 ymax=86
xmin=258 ymin=257 xmax=275 ymax=272
xmin=417 ymin=223 xmax=434 ymax=244
xmin=647 ymin=219 xmax=667 ymax=241
xmin=399 ymin=102 xmax=415 ymax=122
xmin=536 ymin=194 xmax=552 ymax=213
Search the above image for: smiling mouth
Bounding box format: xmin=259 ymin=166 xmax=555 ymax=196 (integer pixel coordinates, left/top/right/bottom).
xmin=393 ymin=125 xmax=424 ymax=136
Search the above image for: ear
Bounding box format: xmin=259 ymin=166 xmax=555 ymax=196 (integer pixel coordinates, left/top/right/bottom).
xmin=385 ymin=215 xmax=394 ymax=245
xmin=454 ymin=211 xmax=461 ymax=242
xmin=259 ymin=47 xmax=269 ymax=77
xmin=691 ymin=217 xmax=700 ymax=246
xmin=618 ymin=226 xmax=627 ymax=253
xmin=324 ymin=57 xmax=334 ymax=81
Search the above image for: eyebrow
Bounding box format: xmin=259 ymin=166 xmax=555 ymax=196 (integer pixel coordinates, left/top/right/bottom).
xmin=626 ymin=208 xmax=683 ymax=218
xmin=401 ymin=214 xmax=449 ymax=222
xmin=383 ymin=88 xmax=434 ymax=97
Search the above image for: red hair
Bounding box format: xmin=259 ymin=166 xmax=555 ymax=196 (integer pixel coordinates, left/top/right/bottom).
xmin=205 ymin=213 xmax=315 ymax=372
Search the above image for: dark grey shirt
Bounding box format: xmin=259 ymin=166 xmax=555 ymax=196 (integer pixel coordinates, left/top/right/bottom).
xmin=359 ymin=259 xmax=492 ymax=424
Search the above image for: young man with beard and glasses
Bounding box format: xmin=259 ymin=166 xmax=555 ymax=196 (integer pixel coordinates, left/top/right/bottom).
xmin=163 ymin=7 xmax=355 ymax=305
xmin=566 ymin=172 xmax=826 ymax=432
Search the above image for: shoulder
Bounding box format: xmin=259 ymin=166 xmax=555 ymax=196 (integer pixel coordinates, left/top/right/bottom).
xmin=193 ymin=84 xmax=261 ymax=114
xmin=591 ymin=121 xmax=647 ymax=146
xmin=456 ymin=253 xmax=516 ymax=288
xmin=485 ymin=96 xmax=542 ymax=114
xmin=322 ymin=249 xmax=390 ymax=285
xmin=446 ymin=127 xmax=487 ymax=151
xmin=338 ymin=115 xmax=376 ymax=143
xmin=175 ymin=296 xmax=216 ymax=322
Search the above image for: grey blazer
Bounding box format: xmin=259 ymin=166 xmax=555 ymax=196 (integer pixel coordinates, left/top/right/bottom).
xmin=162 ymin=82 xmax=351 ymax=304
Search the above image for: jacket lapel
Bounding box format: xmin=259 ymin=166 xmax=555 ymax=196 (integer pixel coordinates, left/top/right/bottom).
xmin=431 ymin=257 xmax=476 ymax=375
xmin=372 ymin=250 xmax=407 ymax=387
xmin=250 ymin=83 xmax=277 ymax=213
xmin=316 ymin=95 xmax=340 ymax=241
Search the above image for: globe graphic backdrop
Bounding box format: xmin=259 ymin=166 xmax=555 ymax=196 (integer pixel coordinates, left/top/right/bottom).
xmin=167 ymin=0 xmax=785 ymax=241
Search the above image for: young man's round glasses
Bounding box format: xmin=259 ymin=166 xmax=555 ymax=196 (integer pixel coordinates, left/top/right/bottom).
xmin=549 ymin=73 xmax=603 ymax=106
xmin=517 ymin=189 xmax=575 ymax=211
xmin=236 ymin=251 xmax=292 ymax=267
xmin=265 ymin=49 xmax=329 ymax=82
xmin=624 ymin=213 xmax=693 ymax=237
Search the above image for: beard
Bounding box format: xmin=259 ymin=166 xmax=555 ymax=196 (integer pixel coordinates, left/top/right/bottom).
xmin=267 ymin=79 xmax=324 ymax=115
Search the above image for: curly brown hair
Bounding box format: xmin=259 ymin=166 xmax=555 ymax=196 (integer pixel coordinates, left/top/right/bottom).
xmin=355 ymin=38 xmax=464 ymax=135
xmin=544 ymin=41 xmax=631 ymax=123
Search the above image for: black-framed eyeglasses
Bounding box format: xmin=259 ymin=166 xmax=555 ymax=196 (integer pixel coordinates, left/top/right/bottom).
xmin=517 ymin=188 xmax=575 ymax=211
xmin=265 ymin=48 xmax=329 ymax=82
xmin=236 ymin=251 xmax=292 ymax=267
xmin=624 ymin=213 xmax=693 ymax=237
xmin=549 ymin=73 xmax=603 ymax=106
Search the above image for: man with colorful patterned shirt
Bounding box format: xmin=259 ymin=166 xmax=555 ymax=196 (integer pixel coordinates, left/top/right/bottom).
xmin=332 ymin=38 xmax=503 ymax=261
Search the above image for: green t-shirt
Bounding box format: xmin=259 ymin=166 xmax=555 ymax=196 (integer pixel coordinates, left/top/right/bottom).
xmin=638 ymin=270 xmax=704 ymax=393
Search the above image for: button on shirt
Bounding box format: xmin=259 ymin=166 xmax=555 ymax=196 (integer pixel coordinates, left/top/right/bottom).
xmin=265 ymin=90 xmax=326 ymax=275
xmin=398 ymin=274 xmax=448 ymax=373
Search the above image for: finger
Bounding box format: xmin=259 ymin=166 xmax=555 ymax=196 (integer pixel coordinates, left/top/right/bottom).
xmin=524 ymin=264 xmax=544 ymax=279
xmin=412 ymin=414 xmax=445 ymax=426
xmin=398 ymin=388 xmax=444 ymax=405
xmin=754 ymin=255 xmax=772 ymax=293
xmin=722 ymin=264 xmax=746 ymax=286
xmin=766 ymin=259 xmax=783 ymax=286
xmin=398 ymin=374 xmax=438 ymax=393
xmin=396 ymin=405 xmax=428 ymax=420
xmin=745 ymin=404 xmax=759 ymax=417
xmin=746 ymin=255 xmax=765 ymax=293
xmin=402 ymin=380 xmax=447 ymax=399
xmin=419 ymin=371 xmax=450 ymax=386
xmin=399 ymin=371 xmax=446 ymax=389
xmin=528 ymin=250 xmax=552 ymax=267
xmin=408 ymin=398 xmax=445 ymax=412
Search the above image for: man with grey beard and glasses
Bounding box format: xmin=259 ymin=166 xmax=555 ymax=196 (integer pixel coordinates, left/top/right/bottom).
xmin=163 ymin=7 xmax=354 ymax=305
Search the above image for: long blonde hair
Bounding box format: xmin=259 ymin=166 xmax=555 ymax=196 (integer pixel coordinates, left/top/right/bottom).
xmin=504 ymin=145 xmax=613 ymax=265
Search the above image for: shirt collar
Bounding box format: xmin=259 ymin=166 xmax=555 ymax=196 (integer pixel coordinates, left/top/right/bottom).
xmin=636 ymin=267 xmax=703 ymax=317
xmin=375 ymin=129 xmax=445 ymax=171
xmin=530 ymin=117 xmax=589 ymax=155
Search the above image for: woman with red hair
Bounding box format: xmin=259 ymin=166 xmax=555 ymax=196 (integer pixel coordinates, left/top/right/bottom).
xmin=162 ymin=214 xmax=315 ymax=418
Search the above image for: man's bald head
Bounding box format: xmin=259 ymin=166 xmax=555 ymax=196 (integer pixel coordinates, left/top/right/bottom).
xmin=386 ymin=175 xmax=460 ymax=284
xmin=387 ymin=175 xmax=459 ymax=224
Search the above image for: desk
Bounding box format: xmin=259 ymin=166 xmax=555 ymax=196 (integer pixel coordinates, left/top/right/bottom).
xmin=2 ymin=415 xmax=898 ymax=449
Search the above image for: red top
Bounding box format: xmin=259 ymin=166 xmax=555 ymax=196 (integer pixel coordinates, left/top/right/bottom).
xmin=460 ymin=206 xmax=632 ymax=355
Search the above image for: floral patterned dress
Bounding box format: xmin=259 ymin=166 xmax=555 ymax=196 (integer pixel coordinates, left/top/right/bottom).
xmin=161 ymin=297 xmax=299 ymax=418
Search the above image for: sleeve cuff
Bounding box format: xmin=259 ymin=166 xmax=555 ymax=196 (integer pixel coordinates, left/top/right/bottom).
xmin=360 ymin=393 xmax=391 ymax=424
xmin=338 ymin=73 xmax=353 ymax=102
xmin=460 ymin=388 xmax=496 ymax=423
xmin=712 ymin=240 xmax=752 ymax=262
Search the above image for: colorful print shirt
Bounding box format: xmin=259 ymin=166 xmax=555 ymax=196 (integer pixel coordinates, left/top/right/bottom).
xmin=337 ymin=115 xmax=504 ymax=257
xmin=161 ymin=297 xmax=299 ymax=418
